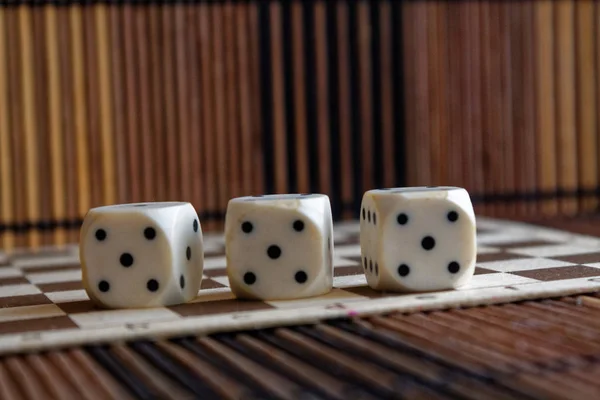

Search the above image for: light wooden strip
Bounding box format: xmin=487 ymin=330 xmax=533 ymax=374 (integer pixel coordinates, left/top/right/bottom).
xmin=84 ymin=7 xmax=102 ymax=210
xmin=32 ymin=7 xmax=51 ymax=246
xmin=413 ymin=2 xmax=429 ymax=186
xmin=236 ymin=3 xmax=254 ymax=196
xmin=45 ymin=5 xmax=66 ymax=246
xmin=534 ymin=0 xmax=557 ymax=216
xmin=224 ymin=2 xmax=241 ymax=201
xmin=70 ymin=5 xmax=91 ymax=217
xmin=0 ymin=8 xmax=14 ymax=251
xmin=576 ymin=0 xmax=597 ymax=212
xmin=379 ymin=1 xmax=395 ymax=189
xmin=402 ymin=1 xmax=417 ymax=186
xmin=19 ymin=5 xmax=40 ymax=249
xmin=122 ymin=4 xmax=141 ymax=203
xmin=555 ymin=0 xmax=578 ymax=215
xmin=149 ymin=4 xmax=165 ymax=202
xmin=248 ymin=3 xmax=265 ymax=196
xmin=162 ymin=5 xmax=179 ymax=202
xmin=315 ymin=1 xmax=331 ymax=196
xmin=26 ymin=353 xmax=80 ymax=398
xmin=270 ymin=1 xmax=288 ymax=194
xmin=187 ymin=4 xmax=203 ymax=208
xmin=109 ymin=5 xmax=128 ymax=204
xmin=357 ymin=1 xmax=373 ymax=191
xmin=175 ymin=3 xmax=191 ymax=203
xmin=0 ymin=361 xmax=23 ymax=400
xmin=57 ymin=6 xmax=78 ymax=243
xmin=291 ymin=1 xmax=309 ymax=195
xmin=5 ymin=356 xmax=48 ymax=398
xmin=337 ymin=2 xmax=353 ymax=217
xmin=95 ymin=4 xmax=116 ymax=206
xmin=198 ymin=3 xmax=217 ymax=229
xmin=135 ymin=5 xmax=155 ymax=202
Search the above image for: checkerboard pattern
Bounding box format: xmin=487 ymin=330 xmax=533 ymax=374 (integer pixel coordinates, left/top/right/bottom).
xmin=2 ymin=217 xmax=600 ymax=355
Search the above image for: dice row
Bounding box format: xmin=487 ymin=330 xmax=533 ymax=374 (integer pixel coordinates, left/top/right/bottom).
xmin=80 ymin=187 xmax=476 ymax=309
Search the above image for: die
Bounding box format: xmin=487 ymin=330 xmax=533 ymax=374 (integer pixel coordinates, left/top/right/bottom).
xmin=360 ymin=187 xmax=476 ymax=292
xmin=225 ymin=194 xmax=334 ymax=300
xmin=79 ymin=202 xmax=204 ymax=309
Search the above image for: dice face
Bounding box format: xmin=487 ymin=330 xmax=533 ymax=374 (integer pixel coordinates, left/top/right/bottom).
xmin=80 ymin=202 xmax=203 ymax=309
xmin=225 ymin=194 xmax=333 ymax=300
xmin=361 ymin=187 xmax=476 ymax=292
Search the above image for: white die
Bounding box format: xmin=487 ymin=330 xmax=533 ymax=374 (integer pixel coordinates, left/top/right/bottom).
xmin=360 ymin=187 xmax=476 ymax=292
xmin=80 ymin=202 xmax=204 ymax=308
xmin=225 ymin=194 xmax=334 ymax=300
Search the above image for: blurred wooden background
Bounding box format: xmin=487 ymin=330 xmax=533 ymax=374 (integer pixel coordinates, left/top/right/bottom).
xmin=0 ymin=0 xmax=598 ymax=250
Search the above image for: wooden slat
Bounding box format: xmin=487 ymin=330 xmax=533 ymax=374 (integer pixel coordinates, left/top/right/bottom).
xmin=554 ymin=0 xmax=578 ymax=215
xmin=70 ymin=5 xmax=91 ymax=219
xmin=534 ymin=0 xmax=558 ymax=216
xmin=44 ymin=5 xmax=66 ymax=246
xmin=576 ymin=0 xmax=597 ymax=212
xmin=18 ymin=6 xmax=40 ymax=249
xmin=0 ymin=8 xmax=14 ymax=251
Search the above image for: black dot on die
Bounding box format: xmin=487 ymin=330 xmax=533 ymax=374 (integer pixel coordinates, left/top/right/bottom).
xmin=363 ymin=257 xmax=367 ymax=269
xmin=180 ymin=275 xmax=185 ymax=289
xmin=375 ymin=263 xmax=379 ymax=275
xmin=244 ymin=272 xmax=256 ymax=285
xmin=398 ymin=264 xmax=410 ymax=277
xmin=98 ymin=280 xmax=110 ymax=292
xmin=373 ymin=213 xmax=377 ymax=225
xmin=95 ymin=229 xmax=107 ymax=241
xmin=397 ymin=213 xmax=408 ymax=225
xmin=293 ymin=220 xmax=304 ymax=232
xmin=144 ymin=227 xmax=156 ymax=240
xmin=186 ymin=246 xmax=191 ymax=260
xmin=193 ymin=219 xmax=199 ymax=232
xmin=421 ymin=236 xmax=436 ymax=251
xmin=367 ymin=210 xmax=371 ymax=223
xmin=241 ymin=221 xmax=253 ymax=233
xmin=120 ymin=253 xmax=134 ymax=267
xmin=369 ymin=260 xmax=373 ymax=273
xmin=147 ymin=279 xmax=159 ymax=292
xmin=295 ymin=270 xmax=308 ymax=284
xmin=447 ymin=211 xmax=459 ymax=222
xmin=448 ymin=261 xmax=460 ymax=273
xmin=267 ymin=245 xmax=282 ymax=259
xmin=362 ymin=208 xmax=366 ymax=220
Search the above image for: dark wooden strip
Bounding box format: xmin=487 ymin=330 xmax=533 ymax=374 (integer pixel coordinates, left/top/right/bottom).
xmin=390 ymin=0 xmax=405 ymax=188
xmin=281 ymin=0 xmax=297 ymax=194
xmin=111 ymin=344 xmax=192 ymax=400
xmin=87 ymin=345 xmax=156 ymax=399
xmin=370 ymin=0 xmax=383 ymax=190
xmin=175 ymin=3 xmax=191 ymax=204
xmin=234 ymin=333 xmax=356 ymax=400
xmin=302 ymin=0 xmax=318 ymax=194
xmin=347 ymin=1 xmax=362 ymax=211
xmin=0 ymin=361 xmax=24 ymax=400
xmin=325 ymin=0 xmax=341 ymax=219
xmin=69 ymin=348 xmax=134 ymax=400
xmin=258 ymin=0 xmax=274 ymax=195
xmin=198 ymin=336 xmax=322 ymax=400
xmin=156 ymin=340 xmax=256 ymax=400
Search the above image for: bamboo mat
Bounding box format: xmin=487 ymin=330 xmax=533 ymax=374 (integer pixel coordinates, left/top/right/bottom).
xmin=1 ymin=0 xmax=600 ymax=252
xmin=1 ymin=294 xmax=600 ymax=399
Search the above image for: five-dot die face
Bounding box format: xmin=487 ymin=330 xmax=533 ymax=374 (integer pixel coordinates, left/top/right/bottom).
xmin=225 ymin=194 xmax=334 ymax=300
xmin=360 ymin=187 xmax=476 ymax=292
xmin=80 ymin=202 xmax=204 ymax=309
